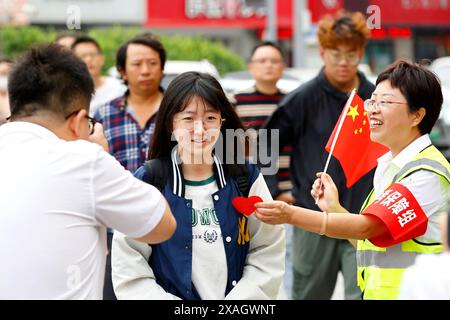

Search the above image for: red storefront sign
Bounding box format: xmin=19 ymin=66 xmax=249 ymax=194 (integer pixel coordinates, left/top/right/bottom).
xmin=146 ymin=0 xmax=339 ymax=28
xmin=145 ymin=0 xmax=450 ymax=32
xmin=147 ymin=0 xmax=267 ymax=28
xmin=371 ymin=0 xmax=450 ymax=27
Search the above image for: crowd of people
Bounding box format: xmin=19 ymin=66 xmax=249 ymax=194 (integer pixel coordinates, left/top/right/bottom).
xmin=0 ymin=10 xmax=449 ymax=301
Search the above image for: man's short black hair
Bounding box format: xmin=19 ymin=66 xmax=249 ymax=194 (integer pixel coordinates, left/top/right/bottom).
xmin=116 ymin=34 xmax=166 ymax=74
xmin=8 ymin=43 xmax=94 ymax=119
xmin=376 ymin=60 xmax=443 ymax=135
xmin=249 ymin=41 xmax=284 ymax=62
xmin=71 ymin=36 xmax=102 ymax=53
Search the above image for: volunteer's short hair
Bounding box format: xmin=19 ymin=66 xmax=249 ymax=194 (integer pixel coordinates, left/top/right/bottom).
xmin=376 ymin=60 xmax=443 ymax=135
xmin=8 ymin=43 xmax=94 ymax=119
xmin=317 ymin=10 xmax=370 ymax=49
xmin=249 ymin=41 xmax=284 ymax=62
xmin=116 ymin=34 xmax=166 ymax=73
xmin=71 ymin=36 xmax=102 ymax=53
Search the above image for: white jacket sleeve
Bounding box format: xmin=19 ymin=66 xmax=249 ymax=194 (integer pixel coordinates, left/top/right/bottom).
xmin=111 ymin=231 xmax=181 ymax=300
xmin=225 ymin=173 xmax=286 ymax=300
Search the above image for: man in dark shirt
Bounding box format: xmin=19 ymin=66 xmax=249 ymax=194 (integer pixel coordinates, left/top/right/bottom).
xmin=264 ymin=11 xmax=375 ymax=300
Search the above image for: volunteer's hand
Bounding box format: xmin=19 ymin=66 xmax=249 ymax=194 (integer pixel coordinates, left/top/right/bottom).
xmin=254 ymin=200 xmax=293 ymax=225
xmin=311 ymin=172 xmax=344 ymax=213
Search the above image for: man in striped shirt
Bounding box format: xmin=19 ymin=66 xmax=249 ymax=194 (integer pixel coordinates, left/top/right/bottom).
xmin=231 ymin=42 xmax=294 ymax=204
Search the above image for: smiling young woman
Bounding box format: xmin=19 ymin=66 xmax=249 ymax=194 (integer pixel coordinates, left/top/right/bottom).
xmin=111 ymin=71 xmax=286 ymax=300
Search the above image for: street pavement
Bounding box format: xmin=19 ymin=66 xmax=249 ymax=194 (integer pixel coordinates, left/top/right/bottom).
xmin=280 ymin=224 xmax=344 ymax=300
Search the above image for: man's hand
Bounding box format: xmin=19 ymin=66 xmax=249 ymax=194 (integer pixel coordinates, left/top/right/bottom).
xmin=88 ymin=122 xmax=109 ymax=152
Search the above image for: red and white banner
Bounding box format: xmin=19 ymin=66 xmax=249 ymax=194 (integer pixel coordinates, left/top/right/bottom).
xmin=362 ymin=183 xmax=428 ymax=247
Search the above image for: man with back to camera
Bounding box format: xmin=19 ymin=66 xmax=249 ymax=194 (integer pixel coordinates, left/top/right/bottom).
xmin=264 ymin=11 xmax=375 ymax=300
xmin=0 ymin=44 xmax=176 ymax=299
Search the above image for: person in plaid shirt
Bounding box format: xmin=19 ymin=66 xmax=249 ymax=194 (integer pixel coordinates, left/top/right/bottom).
xmin=95 ymin=34 xmax=166 ymax=173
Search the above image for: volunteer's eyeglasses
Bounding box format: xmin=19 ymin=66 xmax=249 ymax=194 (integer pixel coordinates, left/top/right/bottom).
xmin=325 ymin=49 xmax=360 ymax=66
xmin=65 ymin=110 xmax=98 ymax=135
xmin=363 ymin=99 xmax=408 ymax=113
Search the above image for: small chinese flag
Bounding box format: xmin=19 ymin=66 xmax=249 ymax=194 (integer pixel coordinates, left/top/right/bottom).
xmin=325 ymin=91 xmax=389 ymax=188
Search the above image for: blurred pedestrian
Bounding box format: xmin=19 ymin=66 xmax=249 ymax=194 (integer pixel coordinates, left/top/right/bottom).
xmin=71 ymin=36 xmax=126 ymax=116
xmin=0 ymin=44 xmax=176 ymax=299
xmin=232 ymin=41 xmax=294 ymax=204
xmin=55 ymin=32 xmax=77 ymax=48
xmin=112 ymin=72 xmax=285 ymax=300
xmin=263 ymin=11 xmax=374 ymax=300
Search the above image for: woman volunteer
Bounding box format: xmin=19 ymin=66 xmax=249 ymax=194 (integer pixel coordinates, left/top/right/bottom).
xmin=255 ymin=60 xmax=450 ymax=300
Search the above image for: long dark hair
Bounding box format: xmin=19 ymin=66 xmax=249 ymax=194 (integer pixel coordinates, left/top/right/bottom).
xmin=149 ymin=71 xmax=244 ymax=163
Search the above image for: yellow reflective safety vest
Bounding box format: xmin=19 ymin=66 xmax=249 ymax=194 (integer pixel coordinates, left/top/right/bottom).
xmin=357 ymin=144 xmax=450 ymax=300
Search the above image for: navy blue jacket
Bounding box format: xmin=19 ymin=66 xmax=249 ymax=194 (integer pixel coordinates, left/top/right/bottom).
xmin=134 ymin=152 xmax=259 ymax=300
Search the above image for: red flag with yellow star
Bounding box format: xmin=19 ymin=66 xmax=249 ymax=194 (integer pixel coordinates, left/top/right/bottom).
xmin=325 ymin=92 xmax=389 ymax=188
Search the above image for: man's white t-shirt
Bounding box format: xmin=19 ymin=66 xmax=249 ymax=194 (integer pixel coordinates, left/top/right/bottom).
xmin=184 ymin=176 xmax=227 ymax=300
xmin=0 ymin=122 xmax=165 ymax=299
xmin=90 ymin=76 xmax=126 ymax=116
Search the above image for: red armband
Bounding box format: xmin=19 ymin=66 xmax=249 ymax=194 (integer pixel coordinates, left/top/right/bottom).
xmin=361 ymin=183 xmax=428 ymax=247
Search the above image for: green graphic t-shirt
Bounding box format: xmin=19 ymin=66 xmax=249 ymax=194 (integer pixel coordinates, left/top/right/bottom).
xmin=184 ymin=176 xmax=227 ymax=299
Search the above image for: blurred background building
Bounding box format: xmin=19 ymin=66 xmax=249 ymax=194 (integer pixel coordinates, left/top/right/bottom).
xmin=3 ymin=0 xmax=445 ymax=74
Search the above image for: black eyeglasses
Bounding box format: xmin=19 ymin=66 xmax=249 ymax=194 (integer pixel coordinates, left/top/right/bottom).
xmin=65 ymin=110 xmax=98 ymax=135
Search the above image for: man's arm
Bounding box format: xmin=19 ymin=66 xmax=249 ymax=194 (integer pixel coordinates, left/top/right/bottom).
xmin=135 ymin=198 xmax=176 ymax=244
xmin=92 ymin=149 xmax=176 ymax=243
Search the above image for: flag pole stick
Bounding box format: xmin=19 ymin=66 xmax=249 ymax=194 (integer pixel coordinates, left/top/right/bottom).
xmin=315 ymin=88 xmax=357 ymax=205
